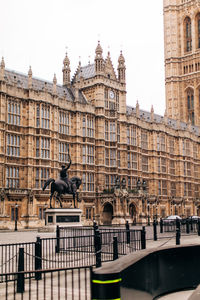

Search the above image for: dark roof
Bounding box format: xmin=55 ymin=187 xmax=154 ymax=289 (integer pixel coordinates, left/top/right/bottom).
xmin=127 ymin=105 xmax=199 ymax=135
xmin=4 ymin=69 xmax=87 ymax=104
xmin=72 ymin=64 xmax=95 ymax=83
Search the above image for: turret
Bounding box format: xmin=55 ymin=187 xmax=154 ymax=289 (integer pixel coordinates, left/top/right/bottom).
xmin=63 ymin=52 xmax=71 ymax=87
xmin=0 ymin=57 xmax=5 ymax=81
xmin=28 ymin=66 xmax=32 ymax=89
xmin=95 ymin=41 xmax=104 ymax=74
xmin=117 ymin=51 xmax=126 ymax=83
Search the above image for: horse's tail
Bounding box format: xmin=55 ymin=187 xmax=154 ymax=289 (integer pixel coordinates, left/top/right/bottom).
xmin=42 ymin=178 xmax=55 ymax=191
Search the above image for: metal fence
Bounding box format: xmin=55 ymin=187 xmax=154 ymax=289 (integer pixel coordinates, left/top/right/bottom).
xmin=0 ymin=266 xmax=91 ymax=300
xmin=0 ymin=226 xmax=143 ymax=283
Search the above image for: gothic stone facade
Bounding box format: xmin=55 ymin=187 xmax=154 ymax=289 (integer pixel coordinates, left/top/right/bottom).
xmin=164 ymin=0 xmax=200 ymax=126
xmin=0 ymin=40 xmax=200 ymax=229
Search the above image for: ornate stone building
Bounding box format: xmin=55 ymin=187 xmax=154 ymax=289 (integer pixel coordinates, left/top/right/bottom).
xmin=0 ymin=34 xmax=200 ymax=228
xmin=164 ymin=0 xmax=200 ymax=125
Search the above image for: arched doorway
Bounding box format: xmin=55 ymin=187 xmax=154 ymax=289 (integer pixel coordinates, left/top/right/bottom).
xmin=102 ymin=203 xmax=113 ymax=225
xmin=129 ymin=202 xmax=137 ymax=225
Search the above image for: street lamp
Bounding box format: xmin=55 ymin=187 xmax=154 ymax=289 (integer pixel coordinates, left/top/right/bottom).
xmin=14 ymin=204 xmax=19 ymax=231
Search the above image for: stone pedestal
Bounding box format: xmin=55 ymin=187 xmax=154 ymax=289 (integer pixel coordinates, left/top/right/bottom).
xmin=45 ymin=208 xmax=82 ymax=231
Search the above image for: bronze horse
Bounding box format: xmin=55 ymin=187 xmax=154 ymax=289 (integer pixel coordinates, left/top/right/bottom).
xmin=43 ymin=176 xmax=82 ymax=208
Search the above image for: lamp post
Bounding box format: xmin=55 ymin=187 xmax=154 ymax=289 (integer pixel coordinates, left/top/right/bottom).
xmin=14 ymin=204 xmax=19 ymax=231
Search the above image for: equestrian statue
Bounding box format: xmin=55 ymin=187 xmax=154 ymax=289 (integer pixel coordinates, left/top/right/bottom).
xmin=42 ymin=155 xmax=82 ymax=208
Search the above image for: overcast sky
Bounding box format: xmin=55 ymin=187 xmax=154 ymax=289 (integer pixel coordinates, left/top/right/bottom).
xmin=1 ymin=0 xmax=165 ymax=116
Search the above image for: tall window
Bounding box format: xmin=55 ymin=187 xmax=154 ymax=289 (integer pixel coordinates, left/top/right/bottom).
xmin=59 ymin=111 xmax=70 ymax=134
xmin=83 ymin=116 xmax=94 ymax=138
xmin=197 ymin=13 xmax=200 ymax=48
xmin=82 ymin=145 xmax=94 ymax=164
xmin=7 ymin=134 xmax=20 ymax=156
xmin=6 ymin=166 xmax=19 ymax=188
xmin=193 ymin=144 xmax=198 ymax=159
xmin=169 ymin=137 xmax=175 ymax=154
xmin=59 ymin=142 xmax=69 ymax=162
xmin=8 ymin=100 xmax=20 ymax=125
xmin=127 ymin=152 xmax=137 ymax=169
xmin=142 ymin=156 xmax=148 ymax=172
xmin=110 ymin=122 xmax=116 ymax=141
xmin=127 ymin=126 xmax=137 ymax=146
xmin=170 ymin=160 xmax=175 ymax=175
xmin=117 ymin=124 xmax=120 ymax=143
xmin=82 ymin=173 xmax=94 ymax=191
xmin=35 ymin=168 xmax=49 ymax=189
xmin=187 ymin=90 xmax=195 ymax=125
xmin=171 ymin=182 xmax=176 ymax=197
xmin=36 ymin=137 xmax=50 ymax=159
xmin=185 ymin=17 xmax=192 ymax=52
xmin=37 ymin=104 xmax=50 ymax=129
xmin=105 ymin=121 xmax=116 ymax=141
xmin=158 ymin=158 xmax=166 ymax=173
xmin=141 ymin=130 xmax=148 ymax=150
xmin=158 ymin=180 xmax=167 ymax=196
xmin=157 ymin=134 xmax=165 ymax=151
xmin=105 ymin=149 xmax=116 ymax=166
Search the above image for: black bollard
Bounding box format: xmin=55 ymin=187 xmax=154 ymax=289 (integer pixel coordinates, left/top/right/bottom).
xmin=113 ymin=236 xmax=118 ymax=261
xmin=91 ymin=270 xmax=121 ymax=300
xmin=55 ymin=225 xmax=60 ymax=253
xmin=186 ymin=219 xmax=190 ymax=234
xmin=95 ymin=230 xmax=102 ymax=268
xmin=190 ymin=217 xmax=193 ymax=232
xmin=141 ymin=226 xmax=146 ymax=249
xmin=126 ymin=221 xmax=130 ymax=244
xmin=35 ymin=237 xmax=42 ymax=280
xmin=17 ymin=247 xmax=24 ymax=293
xmin=160 ymin=218 xmax=163 ymax=234
xmin=176 ymin=228 xmax=180 ymax=245
xmin=198 ymin=219 xmax=200 ymax=236
xmin=153 ymin=220 xmax=157 ymax=241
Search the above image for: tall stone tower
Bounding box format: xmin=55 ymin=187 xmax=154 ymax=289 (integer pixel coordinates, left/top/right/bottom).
xmin=164 ymin=0 xmax=200 ymax=125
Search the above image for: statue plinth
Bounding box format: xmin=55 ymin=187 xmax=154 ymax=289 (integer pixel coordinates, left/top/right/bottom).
xmin=45 ymin=208 xmax=82 ymax=231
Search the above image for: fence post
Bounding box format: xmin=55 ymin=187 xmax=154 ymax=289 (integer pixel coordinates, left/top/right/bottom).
xmin=125 ymin=221 xmax=130 ymax=244
xmin=176 ymin=228 xmax=180 ymax=245
xmin=160 ymin=218 xmax=163 ymax=234
xmin=55 ymin=225 xmax=60 ymax=253
xmin=141 ymin=226 xmax=146 ymax=249
xmin=95 ymin=229 xmax=102 ymax=268
xmin=198 ymin=220 xmax=200 ymax=236
xmin=113 ymin=236 xmax=118 ymax=261
xmin=35 ymin=236 xmax=42 ymax=280
xmin=186 ymin=219 xmax=190 ymax=234
xmin=153 ymin=220 xmax=157 ymax=241
xmin=17 ymin=247 xmax=24 ymax=293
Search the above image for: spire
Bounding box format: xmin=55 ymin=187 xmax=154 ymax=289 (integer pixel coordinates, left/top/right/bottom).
xmin=53 ymin=73 xmax=57 ymax=94
xmin=164 ymin=109 xmax=168 ymax=124
xmin=28 ymin=66 xmax=32 ymax=89
xmin=95 ymin=41 xmax=104 ymax=74
xmin=0 ymin=57 xmax=5 ymax=81
xmin=136 ymin=100 xmax=140 ymax=118
xmin=151 ymin=105 xmax=154 ymax=122
xmin=117 ymin=50 xmax=126 ymax=83
xmin=63 ymin=52 xmax=71 ymax=87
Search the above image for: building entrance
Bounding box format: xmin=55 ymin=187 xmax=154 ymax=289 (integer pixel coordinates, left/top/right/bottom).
xmin=129 ymin=203 xmax=137 ymax=225
xmin=102 ymin=203 xmax=113 ymax=225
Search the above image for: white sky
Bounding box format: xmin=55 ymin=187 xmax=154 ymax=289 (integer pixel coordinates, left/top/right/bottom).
xmin=1 ymin=0 xmax=165 ymax=116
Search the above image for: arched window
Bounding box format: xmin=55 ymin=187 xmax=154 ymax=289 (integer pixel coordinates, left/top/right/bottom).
xmin=196 ymin=13 xmax=200 ymax=48
xmin=185 ymin=17 xmax=192 ymax=52
xmin=187 ymin=89 xmax=195 ymax=125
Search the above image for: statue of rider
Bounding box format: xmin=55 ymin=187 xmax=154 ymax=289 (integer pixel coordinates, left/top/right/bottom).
xmin=60 ymin=156 xmax=71 ymax=191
